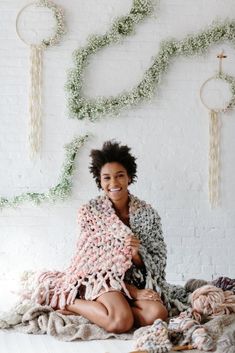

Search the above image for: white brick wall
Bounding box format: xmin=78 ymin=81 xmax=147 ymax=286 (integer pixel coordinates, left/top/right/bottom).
xmin=0 ymin=0 xmax=235 ymax=289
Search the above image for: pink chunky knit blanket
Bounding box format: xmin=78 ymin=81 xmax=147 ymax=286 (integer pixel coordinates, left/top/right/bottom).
xmin=32 ymin=195 xmax=135 ymax=309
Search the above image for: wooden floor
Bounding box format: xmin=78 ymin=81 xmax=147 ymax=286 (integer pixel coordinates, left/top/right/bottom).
xmin=0 ymin=281 xmax=133 ymax=353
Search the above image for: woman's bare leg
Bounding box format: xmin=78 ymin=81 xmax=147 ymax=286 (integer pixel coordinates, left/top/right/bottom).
xmin=65 ymin=291 xmax=134 ymax=333
xmin=131 ymin=300 xmax=168 ymax=327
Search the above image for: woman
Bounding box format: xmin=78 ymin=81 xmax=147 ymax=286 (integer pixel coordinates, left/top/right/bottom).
xmin=34 ymin=141 xmax=168 ymax=333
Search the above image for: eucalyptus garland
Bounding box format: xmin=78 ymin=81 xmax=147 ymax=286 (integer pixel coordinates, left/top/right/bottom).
xmin=0 ymin=135 xmax=88 ymax=209
xmin=66 ymin=13 xmax=235 ymax=121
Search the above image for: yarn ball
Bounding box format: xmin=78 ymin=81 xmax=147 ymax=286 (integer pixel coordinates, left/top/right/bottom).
xmin=185 ymin=279 xmax=209 ymax=293
xmin=212 ymin=276 xmax=235 ymax=293
xmin=191 ymin=285 xmax=235 ymax=320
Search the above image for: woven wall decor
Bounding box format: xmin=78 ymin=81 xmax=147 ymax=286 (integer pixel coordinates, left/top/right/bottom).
xmin=16 ymin=0 xmax=65 ymax=159
xmin=200 ymin=52 xmax=235 ymax=207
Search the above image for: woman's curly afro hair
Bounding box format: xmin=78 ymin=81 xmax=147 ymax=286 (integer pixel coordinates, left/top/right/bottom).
xmin=89 ymin=140 xmax=137 ymax=189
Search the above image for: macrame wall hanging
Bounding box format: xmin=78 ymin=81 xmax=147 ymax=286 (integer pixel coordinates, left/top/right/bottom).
xmin=200 ymin=52 xmax=235 ymax=208
xmin=16 ymin=0 xmax=65 ymax=159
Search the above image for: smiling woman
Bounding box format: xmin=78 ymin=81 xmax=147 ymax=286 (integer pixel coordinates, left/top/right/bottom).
xmin=90 ymin=141 xmax=136 ymax=223
xmin=31 ymin=141 xmax=169 ymax=332
xmin=100 ymin=162 xmax=131 ymax=206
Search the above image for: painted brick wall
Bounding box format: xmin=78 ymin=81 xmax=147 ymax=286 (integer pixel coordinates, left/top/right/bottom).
xmin=0 ymin=0 xmax=235 ymax=289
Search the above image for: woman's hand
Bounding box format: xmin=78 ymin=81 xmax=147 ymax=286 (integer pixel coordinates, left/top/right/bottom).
xmin=125 ymin=235 xmax=143 ymax=267
xmin=133 ymin=288 xmax=163 ymax=302
xmin=125 ymin=283 xmax=162 ymax=302
xmin=125 ymin=235 xmax=140 ymax=257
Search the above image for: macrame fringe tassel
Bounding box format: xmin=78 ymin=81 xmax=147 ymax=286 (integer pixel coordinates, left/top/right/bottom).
xmin=209 ymin=110 xmax=220 ymax=208
xmin=29 ymin=44 xmax=43 ymax=159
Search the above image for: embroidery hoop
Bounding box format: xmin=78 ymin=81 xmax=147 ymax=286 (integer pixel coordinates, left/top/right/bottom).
xmin=16 ymin=0 xmax=65 ymax=158
xmin=199 ymin=52 xmax=235 ymax=207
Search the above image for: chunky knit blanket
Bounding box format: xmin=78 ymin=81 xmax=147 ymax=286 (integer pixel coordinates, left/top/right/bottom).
xmin=31 ymin=194 xmax=169 ymax=310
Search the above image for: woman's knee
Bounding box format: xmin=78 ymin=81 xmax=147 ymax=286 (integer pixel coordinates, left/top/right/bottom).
xmin=148 ymin=302 xmax=168 ymax=324
xmin=156 ymin=303 xmax=168 ymax=321
xmin=136 ymin=302 xmax=168 ymax=326
xmin=105 ymin=312 xmax=134 ymax=333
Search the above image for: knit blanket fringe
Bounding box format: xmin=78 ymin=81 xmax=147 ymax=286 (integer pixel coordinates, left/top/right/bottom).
xmin=32 ymin=271 xmax=130 ymax=309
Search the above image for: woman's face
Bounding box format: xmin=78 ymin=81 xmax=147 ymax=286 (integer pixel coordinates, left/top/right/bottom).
xmin=100 ymin=162 xmax=130 ymax=203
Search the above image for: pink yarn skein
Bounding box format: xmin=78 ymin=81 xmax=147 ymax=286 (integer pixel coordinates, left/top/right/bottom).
xmin=191 ymin=285 xmax=235 ymax=320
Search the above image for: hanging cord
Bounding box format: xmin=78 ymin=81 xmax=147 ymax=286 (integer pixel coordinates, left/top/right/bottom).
xmin=208 ymin=110 xmax=220 ymax=208
xmin=29 ymin=44 xmax=43 ymax=158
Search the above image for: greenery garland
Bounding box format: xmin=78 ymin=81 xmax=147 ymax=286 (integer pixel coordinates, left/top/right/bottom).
xmin=215 ymin=72 xmax=235 ymax=111
xmin=66 ymin=7 xmax=235 ymax=121
xmin=38 ymin=0 xmax=66 ymax=49
xmin=66 ymin=0 xmax=154 ymax=121
xmin=0 ymin=135 xmax=88 ymax=209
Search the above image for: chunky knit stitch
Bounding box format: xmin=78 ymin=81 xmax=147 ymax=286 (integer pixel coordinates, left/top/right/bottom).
xmin=32 ymin=194 xmax=168 ymax=309
xmin=168 ymin=309 xmax=215 ymax=351
xmin=134 ymin=319 xmax=172 ymax=353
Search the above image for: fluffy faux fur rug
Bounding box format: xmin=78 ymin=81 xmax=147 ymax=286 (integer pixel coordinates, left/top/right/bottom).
xmin=0 ymin=301 xmax=235 ymax=352
xmin=0 ymin=301 xmax=133 ymax=341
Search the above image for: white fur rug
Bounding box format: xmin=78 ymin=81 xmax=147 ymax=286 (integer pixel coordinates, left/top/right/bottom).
xmin=0 ymin=301 xmax=235 ymax=352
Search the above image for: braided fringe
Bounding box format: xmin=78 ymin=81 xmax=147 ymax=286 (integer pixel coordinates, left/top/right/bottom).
xmin=209 ymin=110 xmax=220 ymax=208
xmin=29 ymin=45 xmax=43 ymax=159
